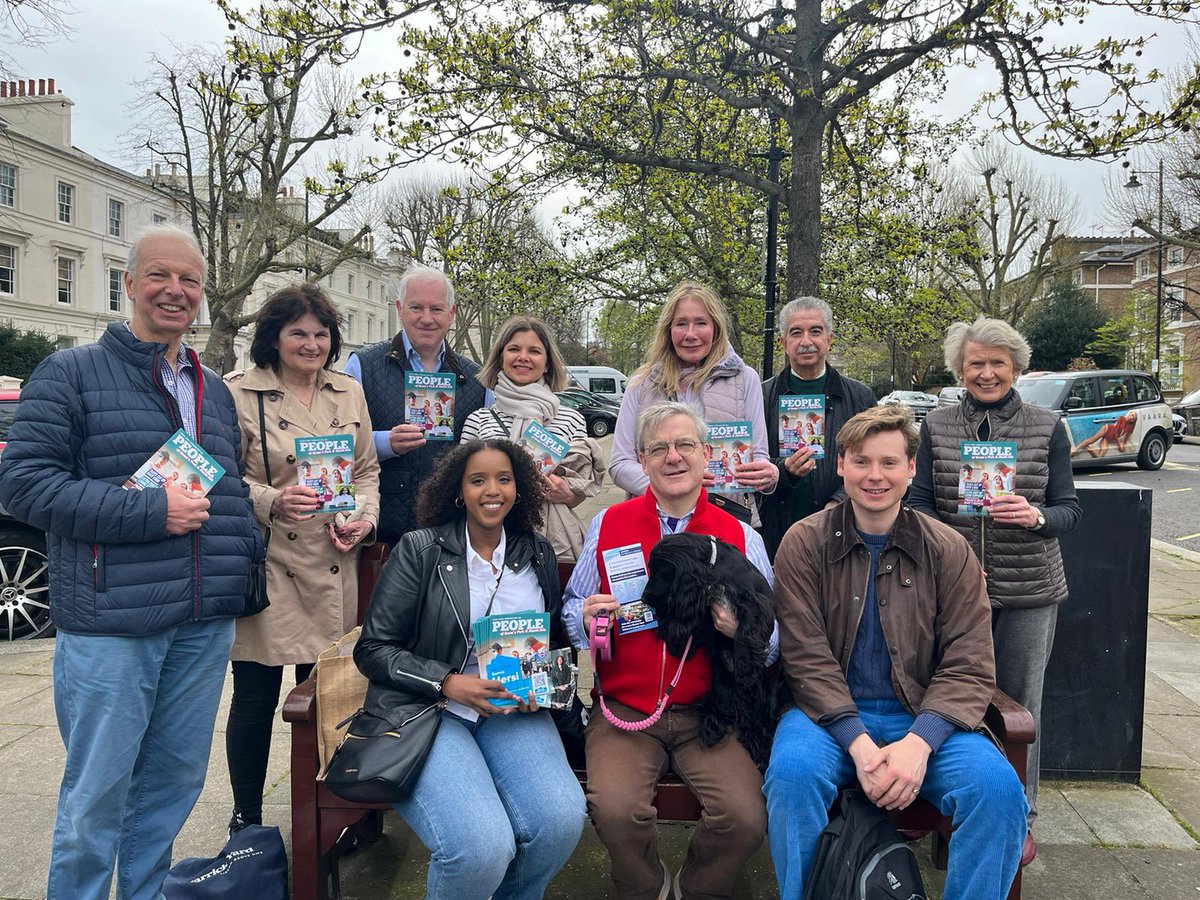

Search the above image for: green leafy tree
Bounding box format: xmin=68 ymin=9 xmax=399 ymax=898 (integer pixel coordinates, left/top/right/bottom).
xmin=1022 ymin=280 xmax=1108 ymax=371
xmin=0 ymin=324 xmax=58 ymax=384
xmin=372 ymin=0 xmax=1197 ymax=301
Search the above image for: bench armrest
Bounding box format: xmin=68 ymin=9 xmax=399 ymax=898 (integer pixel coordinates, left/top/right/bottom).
xmin=984 ymin=687 xmax=1036 ymax=745
xmin=283 ymin=674 xmax=318 ymax=724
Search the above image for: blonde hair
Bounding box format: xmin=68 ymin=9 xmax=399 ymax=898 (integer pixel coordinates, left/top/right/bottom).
xmin=478 ymin=316 xmax=568 ymax=391
xmin=836 ymin=406 xmax=920 ymax=460
xmin=631 ymin=281 xmax=732 ymax=398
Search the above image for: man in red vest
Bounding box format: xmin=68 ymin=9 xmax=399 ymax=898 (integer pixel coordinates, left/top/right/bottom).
xmin=563 ymin=401 xmax=775 ymax=900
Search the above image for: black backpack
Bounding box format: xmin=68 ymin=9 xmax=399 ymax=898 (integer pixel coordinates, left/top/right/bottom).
xmin=802 ymin=789 xmax=928 ymax=900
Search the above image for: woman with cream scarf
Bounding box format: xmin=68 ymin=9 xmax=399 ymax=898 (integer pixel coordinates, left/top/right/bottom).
xmin=460 ymin=315 xmax=607 ymax=561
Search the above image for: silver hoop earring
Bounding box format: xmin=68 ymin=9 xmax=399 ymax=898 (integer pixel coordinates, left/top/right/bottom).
xmin=515 ymin=493 xmax=521 ymax=505
xmin=454 ymin=496 xmax=464 ymax=508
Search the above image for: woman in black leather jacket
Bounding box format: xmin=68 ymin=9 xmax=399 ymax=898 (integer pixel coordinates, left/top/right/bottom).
xmin=354 ymin=439 xmax=585 ymax=900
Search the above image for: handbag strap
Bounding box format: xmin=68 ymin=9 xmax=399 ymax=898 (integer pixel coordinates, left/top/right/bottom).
xmin=257 ymin=392 xmax=273 ymax=487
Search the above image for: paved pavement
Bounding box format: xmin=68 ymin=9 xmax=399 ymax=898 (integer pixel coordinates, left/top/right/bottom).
xmin=1 ymin=517 xmax=1199 ymax=896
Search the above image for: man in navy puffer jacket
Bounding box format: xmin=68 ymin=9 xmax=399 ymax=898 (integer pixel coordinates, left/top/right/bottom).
xmin=0 ymin=226 xmax=260 ymax=900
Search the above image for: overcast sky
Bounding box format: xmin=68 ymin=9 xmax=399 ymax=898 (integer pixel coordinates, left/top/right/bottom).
xmin=6 ymin=0 xmax=1193 ymax=239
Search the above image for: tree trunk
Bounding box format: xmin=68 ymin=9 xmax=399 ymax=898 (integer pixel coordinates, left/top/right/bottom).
xmin=785 ymin=105 xmax=824 ymax=300
xmin=203 ymin=311 xmax=240 ymax=374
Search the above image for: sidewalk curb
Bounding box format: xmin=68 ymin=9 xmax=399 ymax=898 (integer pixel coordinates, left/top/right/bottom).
xmin=1151 ymin=539 xmax=1200 ymax=566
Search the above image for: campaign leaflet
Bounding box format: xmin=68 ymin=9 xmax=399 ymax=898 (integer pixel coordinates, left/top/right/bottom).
xmin=705 ymin=420 xmax=753 ymax=494
xmin=472 ymin=611 xmax=577 ymax=709
xmin=294 ymin=434 xmax=356 ymax=514
xmin=778 ymin=395 xmax=826 ymax=459
xmin=404 ymin=371 xmax=456 ymax=441
xmin=123 ymin=429 xmax=225 ymax=497
xmin=600 ymin=544 xmax=657 ymax=635
xmin=957 ymin=441 xmax=1017 ymax=517
xmin=522 ymin=420 xmax=568 ymax=476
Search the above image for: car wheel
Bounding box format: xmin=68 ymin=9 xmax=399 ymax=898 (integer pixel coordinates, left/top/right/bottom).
xmin=0 ymin=527 xmax=54 ymax=641
xmin=589 ymin=417 xmax=611 ymax=438
xmin=1136 ymin=432 xmax=1168 ymax=471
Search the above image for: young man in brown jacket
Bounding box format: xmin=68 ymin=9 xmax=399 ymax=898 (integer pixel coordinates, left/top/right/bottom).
xmin=764 ymin=405 xmax=1026 ymax=900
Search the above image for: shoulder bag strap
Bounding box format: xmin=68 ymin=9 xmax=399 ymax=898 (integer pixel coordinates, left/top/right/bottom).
xmin=257 ymin=392 xmax=273 ymax=487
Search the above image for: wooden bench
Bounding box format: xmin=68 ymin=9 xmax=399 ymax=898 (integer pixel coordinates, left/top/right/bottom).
xmin=283 ymin=548 xmax=1035 ymax=900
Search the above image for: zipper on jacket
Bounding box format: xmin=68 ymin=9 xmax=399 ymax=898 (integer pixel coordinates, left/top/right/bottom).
xmin=843 ymin=547 xmax=873 ymax=665
xmin=437 ymin=565 xmax=474 ymax=680
xmin=91 ymin=543 xmax=101 ymax=591
xmin=394 ymin=669 xmax=447 ymax=694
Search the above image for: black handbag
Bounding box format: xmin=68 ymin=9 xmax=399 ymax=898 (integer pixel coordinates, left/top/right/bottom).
xmin=241 ymin=392 xmax=272 ymax=618
xmin=323 ymin=702 xmax=444 ymax=803
xmin=707 ymin=492 xmax=754 ymax=525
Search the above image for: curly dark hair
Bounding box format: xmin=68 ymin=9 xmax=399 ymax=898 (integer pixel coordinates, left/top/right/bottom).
xmin=415 ymin=439 xmax=545 ymax=534
xmin=250 ymin=283 xmax=343 ymax=370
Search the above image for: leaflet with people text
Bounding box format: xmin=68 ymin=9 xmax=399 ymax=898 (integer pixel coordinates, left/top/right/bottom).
xmin=405 ymin=371 xmax=456 ymax=441
xmin=295 ymin=434 xmax=356 ymax=513
xmin=122 ymin=429 xmax=225 ymax=497
xmin=706 ymin=420 xmax=753 ymax=494
xmin=778 ymin=395 xmax=826 ymax=459
xmin=472 ymin=611 xmax=577 ymax=709
xmin=957 ymin=441 xmax=1017 ymax=517
xmin=522 ymin=420 xmax=569 ymax=476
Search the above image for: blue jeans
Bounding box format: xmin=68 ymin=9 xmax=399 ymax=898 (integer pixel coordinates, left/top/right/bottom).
xmin=48 ymin=618 xmax=235 ymax=900
xmin=764 ymin=700 xmax=1027 ymax=900
xmin=394 ymin=709 xmax=586 ymax=900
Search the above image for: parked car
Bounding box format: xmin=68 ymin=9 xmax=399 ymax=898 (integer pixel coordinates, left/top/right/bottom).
xmin=879 ymin=390 xmax=938 ymax=422
xmin=0 ymin=389 xmax=55 ymax=641
xmin=937 ymin=386 xmax=967 ymax=408
xmin=559 ymin=387 xmax=620 ymax=412
xmin=1015 ymin=369 xmax=1174 ymax=470
xmin=1173 ymin=387 xmax=1200 ymax=438
xmin=1173 ymin=413 xmax=1187 ymax=443
xmin=556 ymin=391 xmax=618 ymax=438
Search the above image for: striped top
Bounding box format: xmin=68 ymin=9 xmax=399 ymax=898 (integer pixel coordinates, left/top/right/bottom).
xmin=460 ymin=405 xmax=587 ymax=445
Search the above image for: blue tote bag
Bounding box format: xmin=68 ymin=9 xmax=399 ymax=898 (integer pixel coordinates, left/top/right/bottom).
xmin=163 ymin=824 xmax=287 ymax=899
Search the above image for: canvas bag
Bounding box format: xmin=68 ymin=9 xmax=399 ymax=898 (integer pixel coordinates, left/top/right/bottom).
xmin=163 ymin=825 xmax=287 ymax=900
xmin=315 ymin=626 xmax=369 ymax=777
xmin=803 ymin=789 xmax=927 ymax=900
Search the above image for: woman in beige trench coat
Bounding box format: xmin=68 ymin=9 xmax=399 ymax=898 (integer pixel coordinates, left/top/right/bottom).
xmin=222 ymin=283 xmax=380 ymax=836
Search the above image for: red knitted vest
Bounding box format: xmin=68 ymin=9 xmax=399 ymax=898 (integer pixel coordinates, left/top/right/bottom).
xmin=594 ymin=488 xmax=745 ymax=714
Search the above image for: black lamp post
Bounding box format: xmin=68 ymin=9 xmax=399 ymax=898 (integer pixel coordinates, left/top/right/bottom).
xmin=1124 ymin=159 xmax=1165 ymax=379
xmin=755 ymin=118 xmax=787 ymax=380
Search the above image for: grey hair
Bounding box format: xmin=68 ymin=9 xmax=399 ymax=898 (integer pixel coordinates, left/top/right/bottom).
xmin=637 ymin=401 xmax=707 ymax=451
xmin=944 ymin=317 xmax=1031 ymax=378
xmin=778 ymin=295 xmax=833 ymax=334
xmin=394 ymin=263 xmax=455 ymax=308
xmin=127 ymin=224 xmax=206 ymax=284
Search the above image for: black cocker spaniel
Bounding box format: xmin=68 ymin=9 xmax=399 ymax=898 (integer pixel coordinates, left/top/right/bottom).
xmin=642 ymin=532 xmax=778 ymax=767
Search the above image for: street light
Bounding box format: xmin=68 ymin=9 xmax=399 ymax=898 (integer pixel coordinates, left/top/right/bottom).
xmin=1124 ymin=160 xmax=1164 ymax=377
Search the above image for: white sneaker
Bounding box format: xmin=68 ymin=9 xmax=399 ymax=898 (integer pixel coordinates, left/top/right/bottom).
xmin=673 ymin=866 xmax=683 ymax=900
xmin=656 ymin=858 xmax=671 ymax=900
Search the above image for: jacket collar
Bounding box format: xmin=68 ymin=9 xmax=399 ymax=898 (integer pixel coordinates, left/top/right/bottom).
xmin=961 ymin=388 xmax=1021 ymax=426
xmin=431 ymin=518 xmax=537 ymax=572
xmin=101 ymin=320 xmax=185 ymax=368
xmin=828 ymin=501 xmax=924 ymax=563
xmin=230 ymin=365 xmax=348 ymax=394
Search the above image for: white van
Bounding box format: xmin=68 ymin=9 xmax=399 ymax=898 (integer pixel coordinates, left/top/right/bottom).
xmin=566 ymin=366 xmax=627 ymax=403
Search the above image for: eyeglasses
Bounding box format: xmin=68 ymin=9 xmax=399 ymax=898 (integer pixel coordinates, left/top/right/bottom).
xmin=641 ymin=438 xmax=701 ymax=461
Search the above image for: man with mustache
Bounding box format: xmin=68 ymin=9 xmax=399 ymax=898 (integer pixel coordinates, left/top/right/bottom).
xmin=760 ymin=296 xmax=875 ymax=560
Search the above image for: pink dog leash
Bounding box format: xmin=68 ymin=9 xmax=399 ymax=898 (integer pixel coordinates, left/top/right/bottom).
xmin=590 ymin=612 xmax=693 ymax=732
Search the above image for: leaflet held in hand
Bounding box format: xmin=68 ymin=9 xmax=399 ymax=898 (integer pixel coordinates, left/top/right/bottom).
xmin=405 ymin=371 xmax=456 ymax=441
xmin=472 ymin=611 xmax=577 ymax=709
xmin=295 ymin=434 xmax=356 ymax=513
xmin=778 ymin=395 xmax=826 ymax=459
xmin=123 ymin=429 xmax=225 ymax=497
xmin=705 ymin=420 xmax=753 ymax=493
xmin=957 ymin=441 xmax=1017 ymax=517
xmin=522 ymin=420 xmax=569 ymax=475
xmin=600 ymin=544 xmax=657 ymax=635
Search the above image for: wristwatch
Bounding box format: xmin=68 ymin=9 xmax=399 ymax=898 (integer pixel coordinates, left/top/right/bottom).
xmin=1028 ymin=509 xmax=1045 ymax=531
